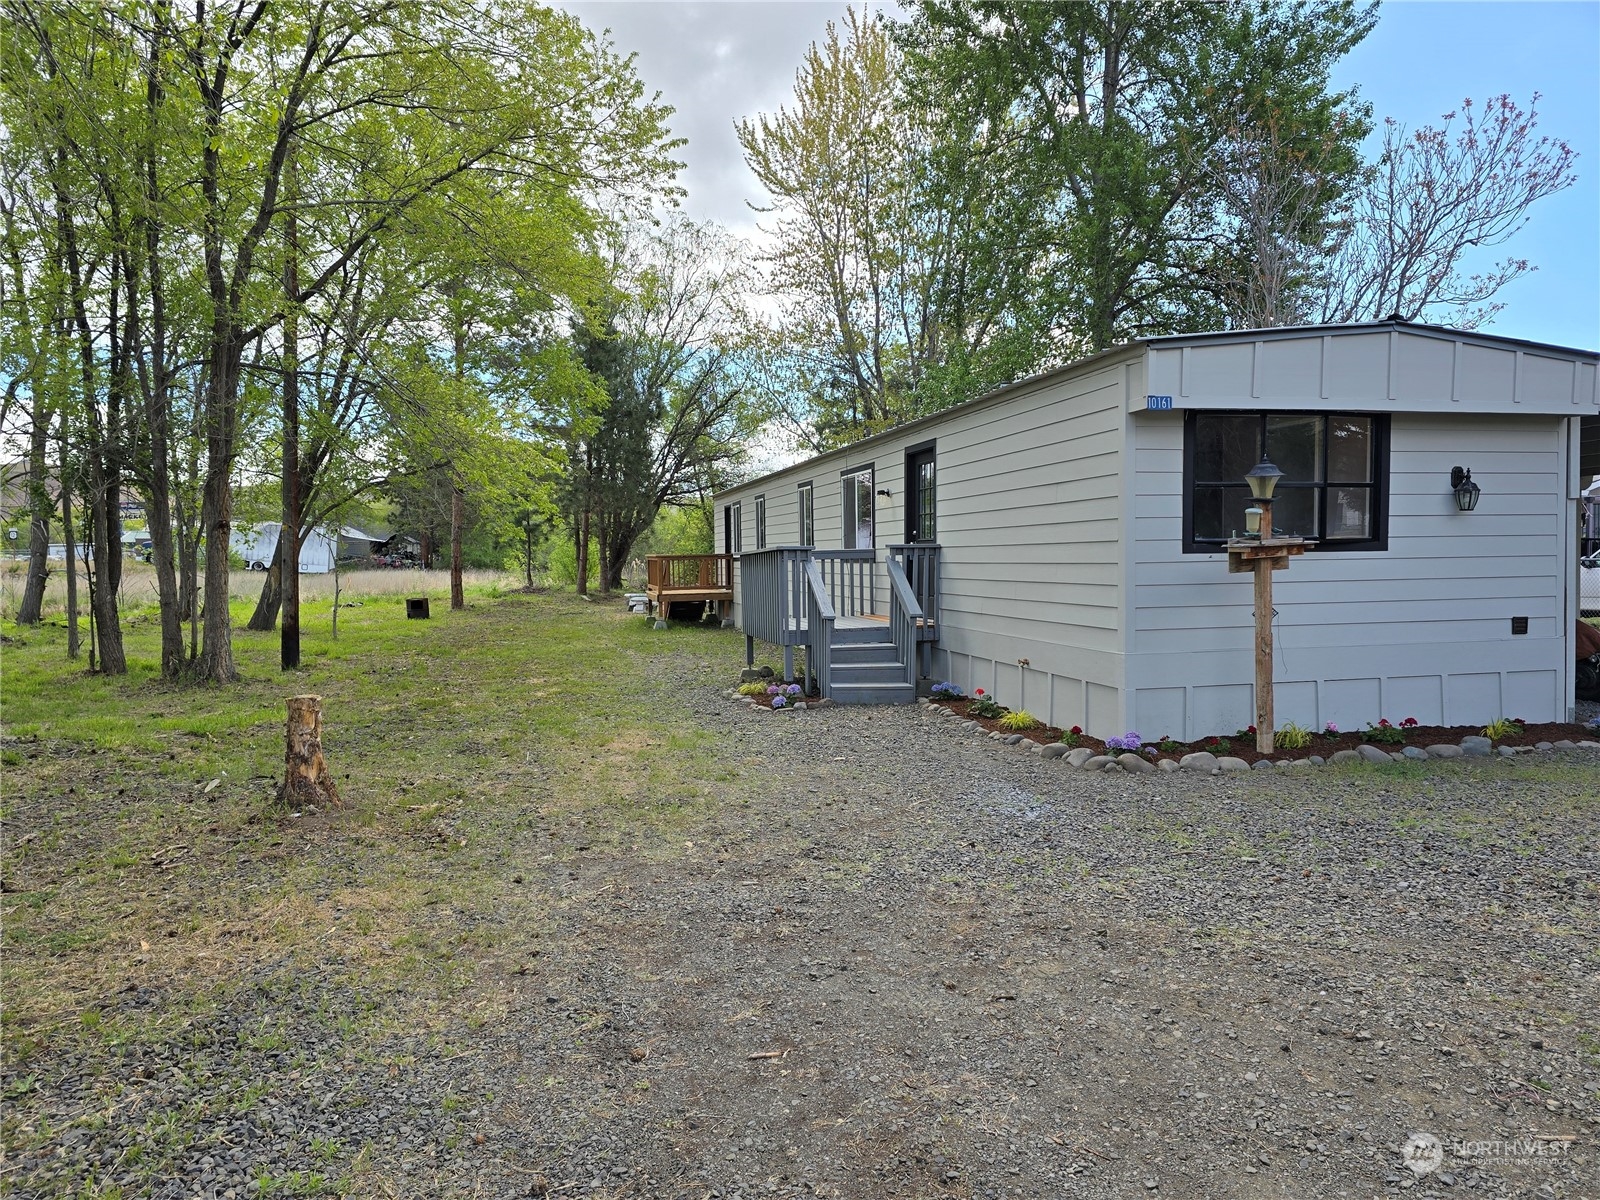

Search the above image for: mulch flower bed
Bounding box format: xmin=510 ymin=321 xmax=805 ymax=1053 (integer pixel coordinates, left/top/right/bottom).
xmin=931 ymin=697 xmax=1595 ymax=765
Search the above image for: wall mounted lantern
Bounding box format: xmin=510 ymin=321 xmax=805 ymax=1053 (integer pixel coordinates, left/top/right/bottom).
xmin=1450 ymin=466 xmax=1480 ymax=512
xmin=876 ymin=487 xmax=892 ymax=498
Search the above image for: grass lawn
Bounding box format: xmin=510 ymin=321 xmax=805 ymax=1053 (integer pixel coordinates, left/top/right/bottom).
xmin=2 ymin=582 xmax=750 ymax=1074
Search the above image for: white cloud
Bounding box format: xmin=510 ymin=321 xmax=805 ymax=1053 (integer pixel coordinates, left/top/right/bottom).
xmin=557 ymin=1 xmax=859 ymax=237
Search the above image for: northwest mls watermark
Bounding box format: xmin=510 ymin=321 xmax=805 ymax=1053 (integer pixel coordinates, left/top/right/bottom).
xmin=1402 ymin=1131 xmax=1577 ymax=1176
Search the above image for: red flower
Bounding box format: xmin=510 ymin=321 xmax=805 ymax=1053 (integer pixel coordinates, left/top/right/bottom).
xmin=1071 ymin=725 xmax=1083 ymax=735
xmin=1401 ymin=717 xmax=1419 ymax=728
xmin=1378 ymin=719 xmax=1391 ymax=727
xmin=1247 ymin=725 xmax=1257 ymax=734
xmin=975 ymin=688 xmax=985 ymax=696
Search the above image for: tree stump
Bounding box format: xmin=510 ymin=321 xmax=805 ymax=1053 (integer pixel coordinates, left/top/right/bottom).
xmin=278 ymin=694 xmax=340 ymax=807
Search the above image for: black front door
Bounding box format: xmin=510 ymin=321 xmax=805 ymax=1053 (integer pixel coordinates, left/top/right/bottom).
xmin=906 ymin=446 xmax=935 ymax=543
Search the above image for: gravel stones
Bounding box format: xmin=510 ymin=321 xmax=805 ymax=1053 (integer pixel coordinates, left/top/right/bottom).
xmin=8 ymin=651 xmax=1600 ymax=1200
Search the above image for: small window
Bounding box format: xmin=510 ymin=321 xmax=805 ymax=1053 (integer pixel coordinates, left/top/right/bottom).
xmin=754 ymin=494 xmax=767 ymax=549
xmin=726 ymin=501 xmax=742 ymax=555
xmin=1184 ymin=411 xmax=1388 ymax=552
xmin=841 ymin=466 xmax=874 ymax=549
xmin=797 ymin=482 xmax=815 ymax=546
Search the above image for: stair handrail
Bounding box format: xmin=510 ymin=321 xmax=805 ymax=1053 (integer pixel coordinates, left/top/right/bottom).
xmin=887 ymin=543 xmax=939 ymax=632
xmin=803 ymin=559 xmax=835 ymax=698
xmin=884 ymin=555 xmax=923 ymax=690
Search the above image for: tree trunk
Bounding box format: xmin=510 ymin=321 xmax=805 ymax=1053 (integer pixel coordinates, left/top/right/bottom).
xmin=16 ymin=411 xmax=51 ymax=625
xmin=277 ymin=694 xmax=340 ymax=808
xmin=280 ymin=150 xmax=302 ymax=670
xmin=197 ymin=450 xmax=239 ymax=683
xmin=83 ymin=465 xmax=127 ymax=674
xmin=136 ymin=31 xmax=187 ymax=679
xmin=60 ymin=473 xmax=79 ymax=660
xmin=575 ymin=508 xmax=590 ymax=596
xmin=450 ymin=485 xmax=465 ymax=610
xmin=246 ymin=536 xmax=285 ymax=630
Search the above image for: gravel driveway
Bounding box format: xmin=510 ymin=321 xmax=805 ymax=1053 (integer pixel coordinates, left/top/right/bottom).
xmin=7 ymin=671 xmax=1597 ymax=1199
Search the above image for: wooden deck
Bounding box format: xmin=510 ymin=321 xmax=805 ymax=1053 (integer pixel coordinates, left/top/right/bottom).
xmin=644 ymin=554 xmax=733 ymax=616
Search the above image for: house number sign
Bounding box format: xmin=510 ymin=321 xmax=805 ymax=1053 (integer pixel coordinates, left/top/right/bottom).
xmin=1145 ymin=395 xmax=1174 ymax=410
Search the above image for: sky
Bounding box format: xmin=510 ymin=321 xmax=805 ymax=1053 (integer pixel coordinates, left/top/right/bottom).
xmin=558 ymin=0 xmax=1600 ymax=351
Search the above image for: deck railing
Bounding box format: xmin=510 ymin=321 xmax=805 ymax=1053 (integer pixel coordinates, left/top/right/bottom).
xmin=812 ymin=549 xmax=877 ymax=618
xmin=645 ymin=553 xmax=733 ymax=594
xmin=735 ymin=547 xmax=810 ymax=647
xmin=888 ymin=543 xmax=940 ymax=635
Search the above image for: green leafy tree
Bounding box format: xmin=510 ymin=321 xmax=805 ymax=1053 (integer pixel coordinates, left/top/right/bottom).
xmin=566 ymin=217 xmax=763 ymax=593
xmin=896 ymin=0 xmax=1376 ymax=350
xmin=739 ymin=8 xmax=1042 ymax=448
xmin=2 ymin=0 xmax=681 ymax=680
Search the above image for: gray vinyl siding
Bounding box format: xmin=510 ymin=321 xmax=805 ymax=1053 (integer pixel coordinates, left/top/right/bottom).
xmin=719 ymin=351 xmax=1139 ymax=731
xmin=1127 ymin=411 xmax=1576 ymax=737
xmin=718 ymin=322 xmax=1594 ymax=738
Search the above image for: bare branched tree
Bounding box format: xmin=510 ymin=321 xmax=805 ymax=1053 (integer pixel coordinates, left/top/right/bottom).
xmin=1317 ymin=94 xmax=1577 ymax=328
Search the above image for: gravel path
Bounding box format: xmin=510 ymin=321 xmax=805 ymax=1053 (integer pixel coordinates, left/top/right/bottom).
xmin=7 ymin=670 xmax=1598 ymax=1199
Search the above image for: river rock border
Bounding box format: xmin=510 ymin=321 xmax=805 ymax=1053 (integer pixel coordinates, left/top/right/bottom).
xmin=911 ymin=699 xmax=1600 ymax=775
xmin=730 ymin=689 xmax=1600 ymax=771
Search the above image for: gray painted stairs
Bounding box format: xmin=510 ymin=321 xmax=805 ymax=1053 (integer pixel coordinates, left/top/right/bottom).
xmin=826 ymin=624 xmax=915 ymax=705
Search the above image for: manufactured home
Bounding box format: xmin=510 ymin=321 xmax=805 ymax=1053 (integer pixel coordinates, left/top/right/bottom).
xmin=712 ymin=320 xmax=1599 ymax=737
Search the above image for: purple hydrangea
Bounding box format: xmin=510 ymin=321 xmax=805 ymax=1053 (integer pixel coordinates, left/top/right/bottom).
xmin=1104 ymin=731 xmax=1143 ymax=751
xmin=785 ymin=684 xmax=802 ymax=696
xmin=772 ymin=694 xmax=787 ymax=708
xmin=767 ymin=684 xmax=782 ymax=695
xmin=930 ymin=681 xmax=964 ymax=699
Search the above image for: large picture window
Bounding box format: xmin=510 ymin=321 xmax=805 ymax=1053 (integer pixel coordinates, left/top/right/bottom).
xmin=841 ymin=466 xmax=874 ymax=549
xmin=1184 ymin=411 xmax=1388 ymax=552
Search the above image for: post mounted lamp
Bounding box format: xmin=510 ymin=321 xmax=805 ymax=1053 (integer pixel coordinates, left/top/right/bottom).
xmin=1226 ymin=455 xmax=1310 ymax=755
xmin=1244 ymin=456 xmax=1285 ymax=537
xmin=1450 ymin=466 xmax=1480 ymax=512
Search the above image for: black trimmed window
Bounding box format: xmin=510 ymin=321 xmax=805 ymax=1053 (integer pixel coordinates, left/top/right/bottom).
xmin=754 ymin=494 xmax=767 ymax=549
xmin=1183 ymin=411 xmax=1388 ymax=552
xmin=796 ymin=482 xmax=814 ymax=546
